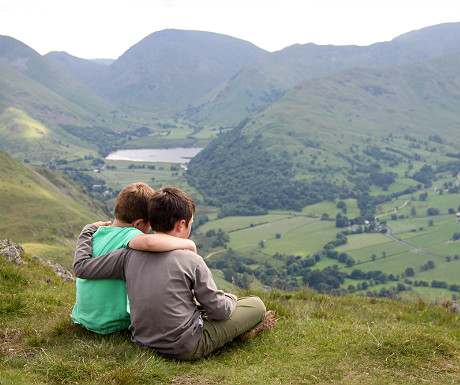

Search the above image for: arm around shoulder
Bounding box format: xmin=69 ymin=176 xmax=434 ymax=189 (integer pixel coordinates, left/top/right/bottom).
xmin=128 ymin=233 xmax=197 ymax=253
xmin=73 ymin=224 xmax=127 ymax=280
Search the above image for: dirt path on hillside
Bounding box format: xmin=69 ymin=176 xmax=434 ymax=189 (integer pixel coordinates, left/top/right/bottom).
xmin=375 ymin=200 xmax=410 ymax=219
xmin=383 ymin=225 xmax=446 ymax=258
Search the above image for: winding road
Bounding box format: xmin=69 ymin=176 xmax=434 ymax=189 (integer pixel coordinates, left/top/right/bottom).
xmin=376 ymin=199 xmax=448 ymax=258
xmin=383 ymin=225 xmax=447 ymax=258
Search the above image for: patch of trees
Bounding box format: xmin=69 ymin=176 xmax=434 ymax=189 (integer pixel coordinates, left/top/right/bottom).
xmin=302 ymin=267 xmax=346 ymax=292
xmin=427 ymin=208 xmax=440 ymax=216
xmin=428 ymin=135 xmax=443 ymax=144
xmin=60 ymin=124 xmax=152 ymax=156
xmin=385 ymin=146 xmax=415 ymax=160
xmin=128 ymin=164 xmax=156 ymax=170
xmin=187 ymin=119 xmax=454 ymax=219
xmin=435 ymin=161 xmax=460 ymax=181
xmin=363 ymin=145 xmax=400 ymax=164
xmin=348 ymin=269 xmax=390 ymax=284
xmin=369 ymin=171 xmax=397 ymax=189
xmin=63 ymin=170 xmax=114 ymax=200
xmin=205 ymin=228 xmax=230 ymax=248
xmin=187 ymin=126 xmax=347 ymax=215
xmin=420 ymin=260 xmax=435 ymax=271
xmin=412 ymin=165 xmax=434 ymax=186
xmin=364 ymin=284 xmax=410 ymax=299
xmin=207 ymin=250 xmax=292 ymax=289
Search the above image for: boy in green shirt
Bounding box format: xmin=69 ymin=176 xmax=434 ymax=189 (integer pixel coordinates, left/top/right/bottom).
xmin=71 ymin=182 xmax=196 ymax=334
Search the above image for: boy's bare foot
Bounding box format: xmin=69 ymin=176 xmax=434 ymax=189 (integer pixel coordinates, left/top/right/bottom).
xmin=241 ymin=310 xmax=276 ymax=339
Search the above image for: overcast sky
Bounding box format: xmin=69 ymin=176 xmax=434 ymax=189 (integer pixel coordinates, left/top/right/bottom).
xmin=1 ymin=0 xmax=459 ymax=59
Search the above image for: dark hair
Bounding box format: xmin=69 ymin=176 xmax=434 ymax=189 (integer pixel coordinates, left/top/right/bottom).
xmin=148 ymin=187 xmax=195 ymax=232
xmin=114 ymin=182 xmax=155 ymax=223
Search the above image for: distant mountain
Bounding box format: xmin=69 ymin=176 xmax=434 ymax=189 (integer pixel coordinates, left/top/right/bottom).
xmin=0 ymin=35 xmax=116 ymax=115
xmin=185 ymin=22 xmax=460 ymax=126
xmin=186 ymin=54 xmax=460 ymax=216
xmin=1 ymin=24 xmax=459 ymax=166
xmin=44 ymin=51 xmax=108 ymax=91
xmin=93 ymin=29 xmax=266 ymax=115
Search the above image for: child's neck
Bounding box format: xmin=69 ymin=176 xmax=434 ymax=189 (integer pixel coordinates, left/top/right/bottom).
xmin=111 ymin=218 xmax=132 ymax=228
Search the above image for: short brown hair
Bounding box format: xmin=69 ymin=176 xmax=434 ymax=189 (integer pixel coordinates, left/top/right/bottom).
xmin=114 ymin=182 xmax=155 ymax=224
xmin=148 ymin=187 xmax=195 ymax=232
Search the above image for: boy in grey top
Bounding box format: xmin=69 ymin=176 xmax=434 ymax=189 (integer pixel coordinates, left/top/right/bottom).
xmin=73 ymin=187 xmax=275 ymax=360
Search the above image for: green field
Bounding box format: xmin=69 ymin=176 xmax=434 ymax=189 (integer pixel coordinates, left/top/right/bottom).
xmin=197 ymin=213 xmax=339 ymax=258
xmin=299 ymin=198 xmax=361 ymax=219
xmin=91 ymin=156 xmax=460 ymax=302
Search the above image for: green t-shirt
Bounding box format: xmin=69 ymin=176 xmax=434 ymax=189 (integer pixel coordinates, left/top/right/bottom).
xmin=71 ymin=226 xmax=142 ymax=334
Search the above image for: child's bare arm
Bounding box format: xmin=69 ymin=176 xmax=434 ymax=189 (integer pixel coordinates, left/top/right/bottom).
xmin=128 ymin=233 xmax=197 ymax=253
xmin=91 ymin=220 xmax=112 ymax=227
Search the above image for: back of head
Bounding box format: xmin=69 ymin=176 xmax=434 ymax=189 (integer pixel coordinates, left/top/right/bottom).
xmin=115 ymin=182 xmax=155 ymax=224
xmin=148 ymin=187 xmax=195 ymax=232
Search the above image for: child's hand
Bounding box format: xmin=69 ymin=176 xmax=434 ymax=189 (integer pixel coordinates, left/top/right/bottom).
xmin=91 ymin=220 xmax=112 ymax=228
xmin=186 ymin=239 xmax=197 ymax=253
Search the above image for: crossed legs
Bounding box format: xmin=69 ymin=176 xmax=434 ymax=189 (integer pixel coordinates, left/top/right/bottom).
xmin=176 ymin=296 xmax=274 ymax=360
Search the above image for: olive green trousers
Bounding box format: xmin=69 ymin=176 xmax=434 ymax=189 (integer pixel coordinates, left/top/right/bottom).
xmin=176 ymin=296 xmax=266 ymax=360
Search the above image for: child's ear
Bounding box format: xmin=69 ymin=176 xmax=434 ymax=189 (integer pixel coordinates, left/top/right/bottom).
xmin=176 ymin=219 xmax=186 ymax=232
xmin=132 ymin=219 xmax=144 ymax=229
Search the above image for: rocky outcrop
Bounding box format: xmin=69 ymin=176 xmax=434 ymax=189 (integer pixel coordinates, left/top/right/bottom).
xmin=31 ymin=255 xmax=75 ymax=282
xmin=0 ymin=239 xmax=24 ymax=265
xmin=0 ymin=239 xmax=75 ymax=282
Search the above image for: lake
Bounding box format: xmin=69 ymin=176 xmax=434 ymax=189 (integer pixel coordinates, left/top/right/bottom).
xmin=105 ymin=148 xmax=203 ymax=163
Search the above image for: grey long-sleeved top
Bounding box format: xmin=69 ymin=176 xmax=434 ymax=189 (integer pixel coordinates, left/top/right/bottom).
xmin=73 ymin=225 xmax=237 ymax=357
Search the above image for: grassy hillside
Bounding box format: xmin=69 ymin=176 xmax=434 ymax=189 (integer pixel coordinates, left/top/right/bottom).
xmin=0 ymin=41 xmax=165 ymax=164
xmin=1 ymin=250 xmax=459 ymax=385
xmin=187 ymin=54 xmax=460 ymax=214
xmin=44 ymin=51 xmax=108 ymax=91
xmin=0 ymin=59 xmax=106 ymax=163
xmin=0 ymin=152 xmax=108 ymax=264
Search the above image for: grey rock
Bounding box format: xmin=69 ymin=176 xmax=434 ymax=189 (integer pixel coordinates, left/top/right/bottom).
xmin=31 ymin=255 xmax=76 ymax=282
xmin=1 ymin=239 xmax=75 ymax=282
xmin=0 ymin=239 xmax=23 ymax=265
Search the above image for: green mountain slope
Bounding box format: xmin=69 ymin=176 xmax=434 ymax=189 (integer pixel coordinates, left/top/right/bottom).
xmin=1 ymin=252 xmax=459 ymax=384
xmin=0 ymin=35 xmax=115 ymax=115
xmin=0 ymin=37 xmax=141 ymax=164
xmin=0 ymin=152 xmax=108 ymax=261
xmin=0 ymin=61 xmax=104 ymax=162
xmin=0 ymin=43 xmax=153 ymax=164
xmin=187 ymin=54 xmax=460 ymax=215
xmin=44 ymin=51 xmax=109 ymax=92
xmin=186 ymin=22 xmax=460 ymax=126
xmin=96 ymin=29 xmax=266 ymax=115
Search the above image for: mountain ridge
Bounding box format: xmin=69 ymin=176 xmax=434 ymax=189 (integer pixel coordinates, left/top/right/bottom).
xmin=185 ymin=22 xmax=460 ymax=126
xmin=0 ymin=23 xmax=458 ymax=167
xmin=0 ymin=35 xmax=116 ymax=116
xmin=96 ymin=29 xmax=267 ymax=114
